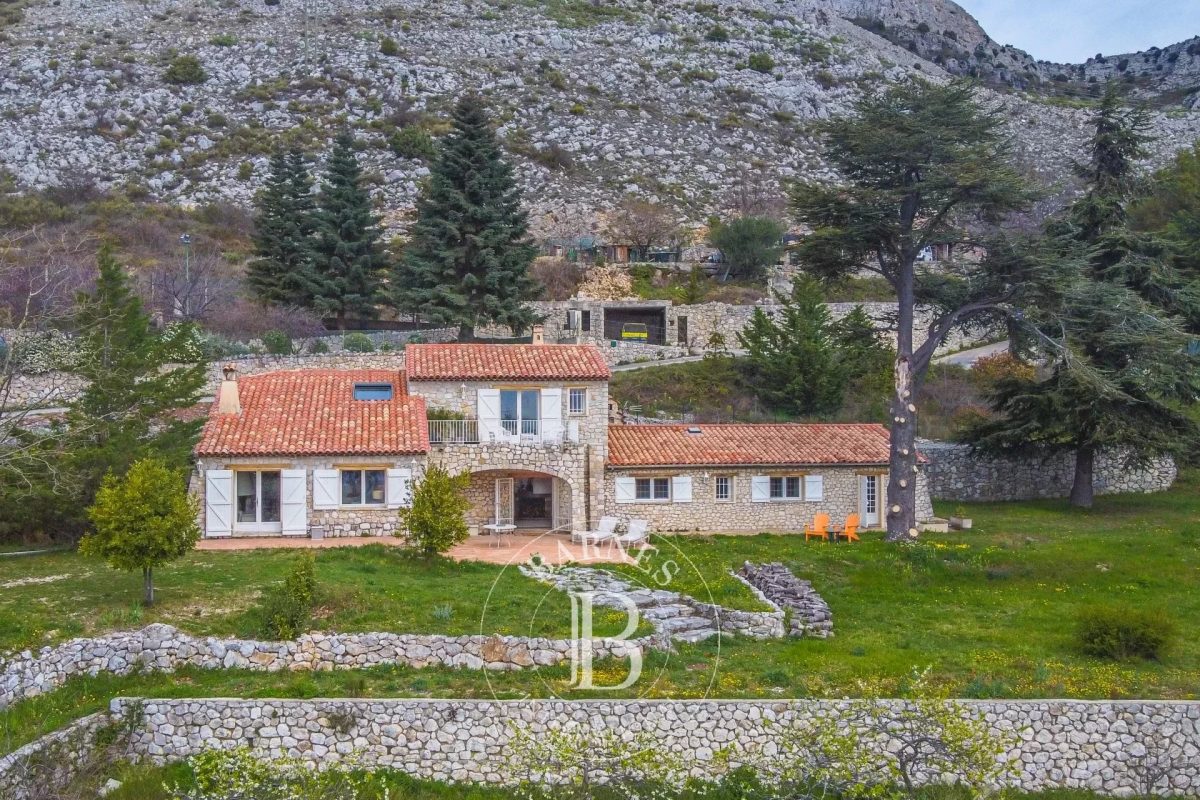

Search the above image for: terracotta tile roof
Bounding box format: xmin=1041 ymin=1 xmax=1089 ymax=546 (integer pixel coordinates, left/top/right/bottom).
xmin=406 ymin=343 xmax=610 ymax=382
xmin=195 ymin=370 xmax=428 ymax=457
xmin=607 ymin=424 xmax=893 ymax=468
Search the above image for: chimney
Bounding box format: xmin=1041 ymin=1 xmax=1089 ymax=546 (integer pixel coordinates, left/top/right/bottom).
xmin=531 ymin=324 xmax=545 ymax=345
xmin=217 ymin=363 xmax=241 ymax=414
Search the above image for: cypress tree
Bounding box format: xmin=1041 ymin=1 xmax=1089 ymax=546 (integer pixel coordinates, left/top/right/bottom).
xmin=395 ymin=94 xmax=539 ymax=340
xmin=248 ymin=148 xmax=319 ymax=307
xmin=309 ymin=133 xmax=387 ymax=329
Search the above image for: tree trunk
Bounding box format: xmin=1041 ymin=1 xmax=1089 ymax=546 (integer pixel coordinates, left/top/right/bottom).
xmin=458 ymin=322 xmax=474 ymax=342
xmin=1069 ymin=446 xmax=1095 ymax=508
xmin=336 ymin=312 xmax=346 ymax=332
xmin=886 ymin=258 xmax=919 ymax=542
xmin=143 ymin=566 xmax=155 ymax=607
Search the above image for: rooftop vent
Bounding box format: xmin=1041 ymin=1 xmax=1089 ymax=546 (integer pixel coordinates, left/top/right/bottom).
xmin=353 ymin=383 xmax=393 ymax=401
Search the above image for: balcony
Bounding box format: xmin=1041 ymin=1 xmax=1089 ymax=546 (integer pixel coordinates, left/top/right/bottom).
xmin=428 ymin=418 xmax=575 ymax=446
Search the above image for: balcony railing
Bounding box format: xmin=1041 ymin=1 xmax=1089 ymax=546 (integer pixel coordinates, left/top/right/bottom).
xmin=428 ymin=419 xmax=479 ymax=444
xmin=428 ymin=418 xmax=555 ymax=445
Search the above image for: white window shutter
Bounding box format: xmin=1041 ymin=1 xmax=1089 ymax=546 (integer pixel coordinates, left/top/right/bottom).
xmin=540 ymin=388 xmax=563 ymax=442
xmin=615 ymin=476 xmax=636 ymax=504
xmin=478 ymin=389 xmax=501 ymax=442
xmin=671 ymin=475 xmax=692 ymax=503
xmin=804 ymin=474 xmax=824 ymax=502
xmin=313 ymin=469 xmax=339 ymax=510
xmin=204 ymin=470 xmax=232 ymax=537
xmin=387 ymin=468 xmax=413 ymax=508
xmin=281 ymin=469 xmax=308 ymax=535
xmin=751 ymin=476 xmax=770 ymax=503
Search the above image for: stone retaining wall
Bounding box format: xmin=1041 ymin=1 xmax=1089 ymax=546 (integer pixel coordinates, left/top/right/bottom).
xmin=920 ymin=441 xmax=1178 ymax=502
xmin=104 ymin=697 xmax=1200 ymax=795
xmin=0 ymin=713 xmax=112 ymax=800
xmin=0 ymin=624 xmax=643 ymax=712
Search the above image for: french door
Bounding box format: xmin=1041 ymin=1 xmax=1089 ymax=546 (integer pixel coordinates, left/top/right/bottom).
xmin=860 ymin=475 xmax=880 ymax=528
xmin=494 ymin=477 xmax=514 ymax=525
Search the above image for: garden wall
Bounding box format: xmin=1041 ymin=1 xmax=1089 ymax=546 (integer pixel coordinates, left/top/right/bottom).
xmin=0 ymin=624 xmax=644 ymax=712
xmin=96 ymin=697 xmax=1200 ymax=796
xmin=920 ymin=441 xmax=1178 ymax=502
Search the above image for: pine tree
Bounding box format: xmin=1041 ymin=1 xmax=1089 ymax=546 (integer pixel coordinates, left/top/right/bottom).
xmin=737 ymin=276 xmax=845 ymax=416
xmin=247 ymin=148 xmax=320 ymax=307
xmin=791 ymin=79 xmax=1044 ymax=540
xmin=967 ymin=86 xmax=1200 ymax=508
xmin=394 ymin=94 xmax=539 ymax=340
xmin=67 ymin=247 xmax=207 ymax=509
xmin=309 ymin=133 xmax=387 ymax=329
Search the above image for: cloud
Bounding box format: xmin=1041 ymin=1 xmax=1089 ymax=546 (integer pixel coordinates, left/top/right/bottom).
xmin=958 ymin=0 xmax=1198 ymax=63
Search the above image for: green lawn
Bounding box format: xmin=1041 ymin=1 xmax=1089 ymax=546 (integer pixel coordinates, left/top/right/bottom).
xmin=2 ymin=473 xmax=1198 ymax=756
xmin=0 ymin=544 xmax=639 ymax=652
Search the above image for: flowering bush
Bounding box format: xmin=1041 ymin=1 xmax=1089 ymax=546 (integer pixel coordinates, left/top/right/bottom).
xmin=10 ymin=329 xmax=84 ymax=373
xmin=171 ymin=747 xmax=378 ymax=800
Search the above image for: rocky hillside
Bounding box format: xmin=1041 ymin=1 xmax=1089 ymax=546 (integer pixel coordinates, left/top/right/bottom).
xmin=0 ymin=0 xmax=1197 ymax=229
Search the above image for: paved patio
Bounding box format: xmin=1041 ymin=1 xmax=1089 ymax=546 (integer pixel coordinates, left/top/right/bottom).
xmin=195 ymin=532 xmax=640 ymax=565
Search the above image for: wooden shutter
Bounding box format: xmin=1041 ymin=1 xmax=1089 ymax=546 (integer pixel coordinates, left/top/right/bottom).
xmin=671 ymin=475 xmax=692 ymax=503
xmin=387 ymin=468 xmax=413 ymax=509
xmin=615 ymin=476 xmax=636 ymax=504
xmin=204 ymin=469 xmax=233 ymax=537
xmin=804 ymin=474 xmax=824 ymax=502
xmin=540 ymin=388 xmax=563 ymax=442
xmin=477 ymin=388 xmax=501 ymax=442
xmin=280 ymin=469 xmax=308 ymax=535
xmin=313 ymin=469 xmax=339 ymax=510
xmin=750 ymin=476 xmax=770 ymax=503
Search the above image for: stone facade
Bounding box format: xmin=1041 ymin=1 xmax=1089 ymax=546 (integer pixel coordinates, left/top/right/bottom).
xmin=97 ymin=697 xmax=1200 ymax=796
xmin=919 ymin=441 xmax=1178 ymax=502
xmin=602 ymin=466 xmax=934 ymax=532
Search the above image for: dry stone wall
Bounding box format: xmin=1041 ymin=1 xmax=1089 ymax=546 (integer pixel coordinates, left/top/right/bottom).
xmin=0 ymin=624 xmax=644 ymax=712
xmin=920 ymin=441 xmax=1178 ymax=502
xmin=104 ymin=697 xmax=1200 ymax=796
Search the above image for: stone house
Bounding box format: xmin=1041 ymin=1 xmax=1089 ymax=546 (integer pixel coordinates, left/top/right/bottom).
xmin=193 ymin=343 xmax=929 ymax=539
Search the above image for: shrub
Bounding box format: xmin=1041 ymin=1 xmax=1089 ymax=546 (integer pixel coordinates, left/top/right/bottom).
xmin=530 ymin=256 xmax=583 ymax=300
xmin=397 ymin=465 xmax=470 ymax=556
xmin=261 ymin=329 xmax=293 ymax=355
xmin=306 ymin=338 xmax=330 ymax=354
xmin=705 ymin=25 xmax=729 ymax=42
xmin=260 ymin=552 xmax=317 ymax=639
xmin=342 ymin=332 xmax=375 ymax=352
xmin=747 ymin=52 xmax=775 ymax=73
xmin=209 ymin=34 xmax=237 ymax=47
xmin=1076 ymin=606 xmax=1174 ymax=661
xmin=969 ymin=351 xmax=1035 ymax=390
xmin=388 ymin=126 xmax=436 ymax=161
xmin=163 ymin=55 xmax=207 ymax=85
xmin=379 ymin=36 xmax=399 ymax=56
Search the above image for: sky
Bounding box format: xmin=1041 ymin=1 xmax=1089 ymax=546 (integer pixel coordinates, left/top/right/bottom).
xmin=957 ymin=1 xmax=1198 ymax=63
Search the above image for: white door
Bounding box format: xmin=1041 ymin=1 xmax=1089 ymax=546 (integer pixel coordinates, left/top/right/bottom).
xmin=494 ymin=477 xmax=514 ymax=525
xmin=860 ymin=475 xmax=880 ymax=527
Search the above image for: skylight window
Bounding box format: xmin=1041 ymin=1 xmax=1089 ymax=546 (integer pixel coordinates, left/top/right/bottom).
xmin=353 ymin=383 xmax=393 ymax=401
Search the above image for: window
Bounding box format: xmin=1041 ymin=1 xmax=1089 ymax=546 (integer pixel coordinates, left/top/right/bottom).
xmin=500 ymin=389 xmax=540 ymax=436
xmin=341 ymin=469 xmax=386 ymax=505
xmin=714 ymin=475 xmax=732 ymax=502
xmin=566 ymin=309 xmax=592 ymax=332
xmin=568 ymin=387 xmax=587 ymax=415
xmin=580 ymin=310 xmax=591 ymax=331
xmin=769 ymin=476 xmax=802 ymax=500
xmin=635 ymin=477 xmax=671 ymax=501
xmin=235 ymin=470 xmax=281 ymax=524
xmin=353 ymin=383 xmax=393 ymax=401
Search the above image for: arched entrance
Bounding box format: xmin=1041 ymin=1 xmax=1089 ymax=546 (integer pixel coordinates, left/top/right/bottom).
xmin=466 ymin=468 xmax=574 ymax=532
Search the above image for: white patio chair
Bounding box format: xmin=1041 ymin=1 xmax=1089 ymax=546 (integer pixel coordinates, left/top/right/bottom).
xmin=617 ymin=519 xmax=651 ymax=548
xmin=572 ymin=515 xmax=618 ymax=544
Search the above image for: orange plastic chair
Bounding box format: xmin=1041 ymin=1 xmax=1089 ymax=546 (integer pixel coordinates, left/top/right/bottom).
xmin=804 ymin=513 xmax=830 ymax=542
xmin=836 ymin=513 xmax=861 ymax=543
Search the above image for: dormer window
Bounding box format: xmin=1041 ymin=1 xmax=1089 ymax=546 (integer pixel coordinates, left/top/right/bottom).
xmin=353 ymin=383 xmax=393 ymax=401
